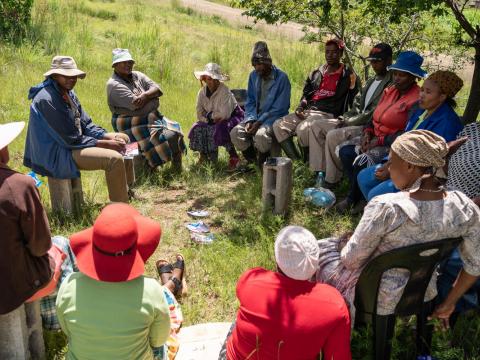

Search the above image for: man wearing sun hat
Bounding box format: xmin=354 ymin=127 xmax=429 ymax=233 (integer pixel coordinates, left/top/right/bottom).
xmin=222 ymin=225 xmax=351 ymax=360
xmin=24 ymin=55 xmax=133 ymax=203
xmin=107 ymin=48 xmax=185 ymax=171
xmin=56 ymin=203 xmax=171 ymax=359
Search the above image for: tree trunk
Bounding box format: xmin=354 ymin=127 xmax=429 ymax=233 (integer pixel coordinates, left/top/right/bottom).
xmin=462 ymin=44 xmax=480 ymax=124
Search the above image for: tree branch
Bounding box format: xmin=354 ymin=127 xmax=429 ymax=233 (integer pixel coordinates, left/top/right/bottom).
xmin=444 ymin=0 xmax=478 ymax=41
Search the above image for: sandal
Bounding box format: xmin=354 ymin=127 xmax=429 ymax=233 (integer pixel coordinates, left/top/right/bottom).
xmin=171 ymin=254 xmax=187 ymax=297
xmin=156 ymin=259 xmax=173 ymax=286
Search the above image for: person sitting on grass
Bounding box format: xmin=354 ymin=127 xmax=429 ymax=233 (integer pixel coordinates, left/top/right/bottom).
xmin=24 ymin=56 xmax=133 ymax=203
xmin=107 ymin=48 xmax=185 ymax=172
xmin=230 ymin=41 xmax=291 ymax=168
xmin=273 ymin=38 xmax=360 ymax=169
xmin=335 ymin=51 xmax=425 ymax=214
xmin=188 ymin=63 xmax=244 ymax=170
xmin=56 ymin=203 xmax=186 ymax=360
xmin=316 ymin=130 xmax=480 ymax=323
xmin=357 ymin=70 xmax=464 ymax=201
xmin=219 ymin=226 xmax=351 ymax=360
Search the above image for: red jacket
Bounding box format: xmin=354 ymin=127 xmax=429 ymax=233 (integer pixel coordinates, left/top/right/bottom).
xmin=226 ymin=268 xmax=351 ymax=360
xmin=365 ymin=84 xmax=420 ymax=146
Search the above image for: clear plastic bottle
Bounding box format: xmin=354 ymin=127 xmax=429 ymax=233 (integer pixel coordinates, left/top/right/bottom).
xmin=315 ymin=171 xmax=325 ymax=189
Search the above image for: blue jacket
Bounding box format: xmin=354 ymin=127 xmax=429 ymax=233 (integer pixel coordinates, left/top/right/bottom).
xmin=24 ymin=78 xmax=106 ymax=179
xmin=405 ymin=102 xmax=463 ymax=142
xmin=244 ymin=66 xmax=291 ymax=126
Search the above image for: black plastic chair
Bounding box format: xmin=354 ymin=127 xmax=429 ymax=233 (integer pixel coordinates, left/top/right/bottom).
xmin=354 ymin=237 xmax=463 ymax=360
xmin=230 ymin=89 xmax=247 ymax=109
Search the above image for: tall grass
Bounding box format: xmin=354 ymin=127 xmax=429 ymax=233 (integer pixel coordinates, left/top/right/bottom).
xmin=0 ymin=0 xmax=479 ymax=358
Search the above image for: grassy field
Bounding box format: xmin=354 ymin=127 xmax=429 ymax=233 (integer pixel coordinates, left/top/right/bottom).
xmin=1 ymin=0 xmax=480 ymax=358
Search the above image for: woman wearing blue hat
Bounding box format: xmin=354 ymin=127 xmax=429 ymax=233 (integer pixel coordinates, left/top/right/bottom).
xmin=336 ymin=51 xmax=425 ymax=213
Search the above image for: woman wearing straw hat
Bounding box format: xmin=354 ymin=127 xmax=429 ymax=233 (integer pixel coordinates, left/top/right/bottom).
xmin=56 ymin=203 xmax=186 ymax=360
xmin=24 ymin=55 xmax=133 ymax=203
xmin=189 ymin=63 xmax=244 ymax=170
xmin=107 ymin=49 xmax=185 ymax=172
xmin=316 ymin=130 xmax=480 ymax=324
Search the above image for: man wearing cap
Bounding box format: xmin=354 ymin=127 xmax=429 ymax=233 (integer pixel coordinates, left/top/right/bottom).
xmin=24 ymin=55 xmax=132 ymax=203
xmin=0 ymin=121 xmax=52 ymax=358
xmin=322 ymin=43 xmax=393 ymax=186
xmin=230 ymin=41 xmax=291 ymax=167
xmin=222 ymin=226 xmax=351 ymax=360
xmin=107 ymin=49 xmax=185 ymax=171
xmin=273 ymin=38 xmax=360 ymax=170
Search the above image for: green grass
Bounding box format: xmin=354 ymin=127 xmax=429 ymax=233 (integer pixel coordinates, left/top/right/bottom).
xmin=1 ymin=0 xmax=479 ymax=358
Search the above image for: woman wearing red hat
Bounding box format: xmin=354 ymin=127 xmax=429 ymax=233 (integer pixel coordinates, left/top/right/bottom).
xmin=56 ymin=203 xmax=184 ymax=360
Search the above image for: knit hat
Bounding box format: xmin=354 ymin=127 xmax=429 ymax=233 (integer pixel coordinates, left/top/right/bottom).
xmin=427 ymin=70 xmax=463 ymax=99
xmin=391 ymin=130 xmax=448 ymax=168
xmin=112 ymin=48 xmax=135 ymax=66
xmin=274 ymin=226 xmax=320 ymax=281
xmin=251 ymin=41 xmax=272 ymax=66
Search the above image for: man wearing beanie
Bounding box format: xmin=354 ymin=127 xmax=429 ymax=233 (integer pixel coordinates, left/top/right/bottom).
xmin=221 ymin=226 xmax=351 ymax=360
xmin=230 ymin=41 xmax=291 ymax=168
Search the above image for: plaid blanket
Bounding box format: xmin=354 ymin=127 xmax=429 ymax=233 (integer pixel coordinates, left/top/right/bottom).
xmin=112 ymin=111 xmax=186 ymax=168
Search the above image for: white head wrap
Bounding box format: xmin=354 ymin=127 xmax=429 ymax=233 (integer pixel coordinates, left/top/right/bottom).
xmin=274 ymin=226 xmax=319 ymax=281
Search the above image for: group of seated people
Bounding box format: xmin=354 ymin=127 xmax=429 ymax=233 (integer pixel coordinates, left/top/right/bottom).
xmin=1 ymin=36 xmax=480 ymax=360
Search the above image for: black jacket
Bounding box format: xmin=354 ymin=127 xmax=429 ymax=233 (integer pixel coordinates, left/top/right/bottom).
xmin=299 ymin=64 xmax=360 ymax=118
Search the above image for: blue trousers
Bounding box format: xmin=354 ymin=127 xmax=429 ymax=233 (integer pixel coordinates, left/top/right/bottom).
xmin=357 ymin=165 xmax=399 ymax=201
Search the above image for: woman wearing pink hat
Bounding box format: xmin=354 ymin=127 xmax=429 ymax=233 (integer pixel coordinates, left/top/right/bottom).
xmin=56 ymin=203 xmax=184 ymax=359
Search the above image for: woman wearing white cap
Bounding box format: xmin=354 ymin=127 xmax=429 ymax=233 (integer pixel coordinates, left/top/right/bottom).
xmin=188 ymin=63 xmax=244 ymax=170
xmin=221 ymin=226 xmax=351 ymax=360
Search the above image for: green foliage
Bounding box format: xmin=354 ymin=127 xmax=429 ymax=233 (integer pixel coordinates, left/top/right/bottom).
xmin=1 ymin=0 xmax=479 ymax=357
xmin=0 ymin=0 xmax=34 ymax=44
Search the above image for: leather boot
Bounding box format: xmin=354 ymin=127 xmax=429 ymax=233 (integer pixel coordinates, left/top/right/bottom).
xmin=242 ymin=145 xmax=257 ymax=163
xmin=279 ymin=138 xmax=301 ymax=160
xmin=301 ymin=146 xmax=309 ymax=163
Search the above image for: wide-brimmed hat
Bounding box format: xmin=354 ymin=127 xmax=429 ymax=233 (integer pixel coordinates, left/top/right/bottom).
xmin=70 ymin=203 xmax=161 ymax=282
xmin=388 ymin=51 xmax=427 ymax=78
xmin=43 ymin=56 xmax=86 ymax=79
xmin=0 ymin=122 xmax=25 ymax=150
xmin=194 ymin=63 xmax=229 ymax=82
xmin=112 ymin=48 xmax=135 ymax=67
xmin=274 ymin=226 xmax=320 ymax=281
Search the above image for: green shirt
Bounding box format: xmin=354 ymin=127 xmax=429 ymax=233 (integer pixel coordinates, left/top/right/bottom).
xmin=412 ymin=110 xmax=428 ymax=130
xmin=56 ymin=272 xmax=170 ymax=360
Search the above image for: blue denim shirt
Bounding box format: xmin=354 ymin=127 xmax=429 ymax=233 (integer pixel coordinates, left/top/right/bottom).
xmin=24 ymin=78 xmax=106 ymax=178
xmin=244 ymin=65 xmax=291 ymax=126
